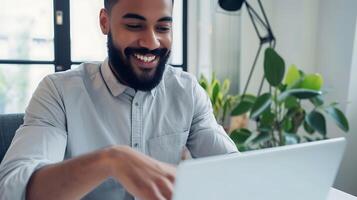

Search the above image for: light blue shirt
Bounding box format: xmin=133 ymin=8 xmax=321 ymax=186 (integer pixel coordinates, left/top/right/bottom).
xmin=0 ymin=59 xmax=238 ymax=200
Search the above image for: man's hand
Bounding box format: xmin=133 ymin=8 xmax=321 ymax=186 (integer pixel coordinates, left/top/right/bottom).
xmin=26 ymin=146 xmax=176 ymax=200
xmin=107 ymin=146 xmax=176 ymax=200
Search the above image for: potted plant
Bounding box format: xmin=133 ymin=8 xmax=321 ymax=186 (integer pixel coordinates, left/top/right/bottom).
xmin=199 ymin=73 xmax=245 ymax=132
xmin=229 ymin=48 xmax=349 ymax=152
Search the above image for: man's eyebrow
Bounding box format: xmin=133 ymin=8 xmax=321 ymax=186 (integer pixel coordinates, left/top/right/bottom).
xmin=122 ymin=13 xmax=146 ymax=21
xmin=158 ymin=16 xmax=173 ymax=22
xmin=122 ymin=13 xmax=172 ymax=23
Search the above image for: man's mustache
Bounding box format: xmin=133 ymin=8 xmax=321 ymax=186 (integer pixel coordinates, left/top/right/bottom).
xmin=124 ymin=47 xmax=169 ymax=57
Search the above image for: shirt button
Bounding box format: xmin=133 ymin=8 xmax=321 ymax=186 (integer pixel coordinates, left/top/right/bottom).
xmin=134 ymin=143 xmax=139 ymax=148
xmin=135 ymin=102 xmax=139 ymax=107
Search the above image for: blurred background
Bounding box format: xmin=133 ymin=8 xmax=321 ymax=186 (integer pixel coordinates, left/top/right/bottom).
xmin=0 ymin=0 xmax=185 ymax=113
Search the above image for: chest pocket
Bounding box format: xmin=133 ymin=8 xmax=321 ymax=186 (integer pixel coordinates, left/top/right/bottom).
xmin=147 ymin=131 xmax=189 ymax=165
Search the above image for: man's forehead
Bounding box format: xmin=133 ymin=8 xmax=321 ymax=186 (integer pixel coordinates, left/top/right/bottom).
xmin=111 ymin=0 xmax=173 ymax=19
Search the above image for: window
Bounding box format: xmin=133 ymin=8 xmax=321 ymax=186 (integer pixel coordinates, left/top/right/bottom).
xmin=0 ymin=0 xmax=54 ymax=61
xmin=0 ymin=0 xmax=187 ymax=114
xmin=70 ymin=0 xmax=106 ymax=62
xmin=0 ymin=0 xmax=54 ymax=113
xmin=0 ymin=65 xmax=54 ymax=113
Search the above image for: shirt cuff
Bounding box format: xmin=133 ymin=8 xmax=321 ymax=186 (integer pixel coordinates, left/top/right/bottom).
xmin=0 ymin=160 xmax=51 ymax=200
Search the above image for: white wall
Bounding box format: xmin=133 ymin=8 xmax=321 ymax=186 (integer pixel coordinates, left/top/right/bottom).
xmin=315 ymin=0 xmax=357 ymax=112
xmin=271 ymin=0 xmax=319 ymax=74
xmin=187 ymin=0 xmax=198 ymax=76
xmin=212 ymin=7 xmax=241 ymax=93
xmin=317 ymin=0 xmax=357 ymax=195
xmin=187 ymin=0 xmax=241 ymax=93
xmin=240 ymin=0 xmax=319 ymax=95
xmin=335 ymin=17 xmax=357 ymax=195
xmin=240 ymin=0 xmax=270 ymax=94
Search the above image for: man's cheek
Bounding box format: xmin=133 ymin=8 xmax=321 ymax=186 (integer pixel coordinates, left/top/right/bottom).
xmin=121 ymin=50 xmax=130 ymax=64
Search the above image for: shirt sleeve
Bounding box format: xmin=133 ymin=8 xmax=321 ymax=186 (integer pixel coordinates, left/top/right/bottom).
xmin=186 ymin=79 xmax=238 ymax=158
xmin=0 ymin=75 xmax=68 ymax=200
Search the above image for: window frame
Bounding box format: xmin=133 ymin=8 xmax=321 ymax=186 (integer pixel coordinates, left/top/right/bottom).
xmin=0 ymin=0 xmax=188 ymax=72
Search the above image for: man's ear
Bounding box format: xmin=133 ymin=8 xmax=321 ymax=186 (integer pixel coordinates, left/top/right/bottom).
xmin=99 ymin=9 xmax=110 ymax=35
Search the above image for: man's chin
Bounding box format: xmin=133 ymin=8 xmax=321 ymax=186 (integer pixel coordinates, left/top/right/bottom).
xmin=134 ymin=68 xmax=157 ymax=81
xmin=131 ymin=60 xmax=159 ymax=77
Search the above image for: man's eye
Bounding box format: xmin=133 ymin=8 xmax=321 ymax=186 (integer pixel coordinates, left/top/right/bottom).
xmin=157 ymin=26 xmax=171 ymax=32
xmin=126 ymin=24 xmax=142 ymax=29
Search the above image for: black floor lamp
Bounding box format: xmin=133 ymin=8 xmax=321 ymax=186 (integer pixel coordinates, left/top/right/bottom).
xmin=218 ymin=0 xmax=276 ymax=96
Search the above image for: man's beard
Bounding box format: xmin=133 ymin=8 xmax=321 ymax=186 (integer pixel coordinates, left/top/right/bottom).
xmin=107 ymin=32 xmax=170 ymax=91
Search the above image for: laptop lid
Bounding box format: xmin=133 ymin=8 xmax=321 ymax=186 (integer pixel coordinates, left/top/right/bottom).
xmin=173 ymin=137 xmax=346 ymax=200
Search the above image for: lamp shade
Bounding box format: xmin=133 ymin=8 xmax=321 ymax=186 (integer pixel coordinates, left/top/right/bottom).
xmin=218 ymin=0 xmax=245 ymax=11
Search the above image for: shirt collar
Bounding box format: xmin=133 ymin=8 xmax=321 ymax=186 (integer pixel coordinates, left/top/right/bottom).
xmin=100 ymin=58 xmax=157 ymax=97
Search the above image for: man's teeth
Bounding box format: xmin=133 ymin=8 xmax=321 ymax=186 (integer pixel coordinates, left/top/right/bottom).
xmin=134 ymin=54 xmax=156 ymax=62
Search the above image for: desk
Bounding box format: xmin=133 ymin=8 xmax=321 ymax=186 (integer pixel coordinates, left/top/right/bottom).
xmin=328 ymin=188 xmax=357 ymax=200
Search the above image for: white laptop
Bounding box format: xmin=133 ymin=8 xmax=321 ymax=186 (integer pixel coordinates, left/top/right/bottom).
xmin=173 ymin=137 xmax=346 ymax=200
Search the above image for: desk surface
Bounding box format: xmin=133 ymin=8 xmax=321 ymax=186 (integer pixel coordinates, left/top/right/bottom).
xmin=328 ymin=188 xmax=357 ymax=200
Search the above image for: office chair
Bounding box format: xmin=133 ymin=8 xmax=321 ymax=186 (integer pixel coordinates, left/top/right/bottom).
xmin=0 ymin=113 xmax=24 ymax=162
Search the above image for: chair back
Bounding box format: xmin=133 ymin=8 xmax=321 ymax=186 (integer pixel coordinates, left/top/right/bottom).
xmin=0 ymin=114 xmax=24 ymax=162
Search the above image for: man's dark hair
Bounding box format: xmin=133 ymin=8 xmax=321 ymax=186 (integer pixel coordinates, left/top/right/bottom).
xmin=104 ymin=0 xmax=174 ymax=11
xmin=104 ymin=0 xmax=117 ymax=11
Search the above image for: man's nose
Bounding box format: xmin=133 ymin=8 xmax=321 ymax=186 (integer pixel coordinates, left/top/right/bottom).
xmin=138 ymin=30 xmax=161 ymax=50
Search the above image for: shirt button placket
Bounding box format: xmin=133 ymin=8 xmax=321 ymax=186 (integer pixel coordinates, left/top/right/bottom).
xmin=131 ymin=94 xmax=142 ymax=152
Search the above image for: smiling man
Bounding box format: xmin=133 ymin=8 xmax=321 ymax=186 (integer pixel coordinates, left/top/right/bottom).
xmin=0 ymin=0 xmax=237 ymax=200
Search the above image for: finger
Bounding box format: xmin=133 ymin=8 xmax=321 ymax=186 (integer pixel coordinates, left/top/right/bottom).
xmin=157 ymin=177 xmax=174 ymax=200
xmin=164 ymin=165 xmax=176 ymax=183
xmin=152 ymin=183 xmax=167 ymax=200
xmin=155 ymin=162 xmax=176 ymax=183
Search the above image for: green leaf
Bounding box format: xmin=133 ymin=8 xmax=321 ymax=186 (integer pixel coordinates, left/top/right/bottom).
xmin=217 ymin=94 xmax=223 ymax=108
xmin=300 ymin=73 xmax=324 ymax=91
xmin=306 ymin=111 xmax=326 ymax=136
xmin=303 ymin=120 xmax=315 ymax=134
xmin=250 ymin=93 xmax=272 ymax=119
xmin=286 ymin=108 xmax=305 ymax=132
xmin=278 ymin=89 xmax=322 ymax=101
xmin=283 ymin=118 xmax=293 ymax=132
xmin=251 ymin=131 xmax=271 ymax=144
xmin=284 ymin=65 xmax=302 ymax=88
xmin=258 ymin=126 xmax=273 ymax=133
xmin=298 ymin=70 xmax=306 ymax=78
xmin=260 ymin=111 xmax=275 ymax=127
xmin=211 ymin=72 xmax=217 ymax=85
xmin=222 ymin=99 xmax=231 ymax=117
xmin=278 ymin=84 xmax=288 ymax=92
xmin=230 ymin=128 xmax=252 ymax=144
xmin=330 ymin=102 xmax=339 ymax=107
xmin=239 ymin=94 xmax=257 ymax=104
xmin=325 ymin=107 xmax=349 ymax=132
xmin=222 ymin=79 xmax=230 ymax=96
xmin=199 ymin=75 xmax=209 ymax=91
xmin=212 ymin=82 xmax=220 ymax=105
xmin=236 ymin=144 xmax=250 ymax=152
xmin=231 ymin=100 xmax=254 ymax=116
xmin=284 ymin=96 xmax=299 ymax=109
xmin=200 ymin=81 xmax=208 ymax=91
xmin=309 ymin=95 xmax=324 ymax=107
xmin=199 ymin=74 xmax=208 ymax=83
xmin=264 ymin=48 xmax=285 ymax=87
